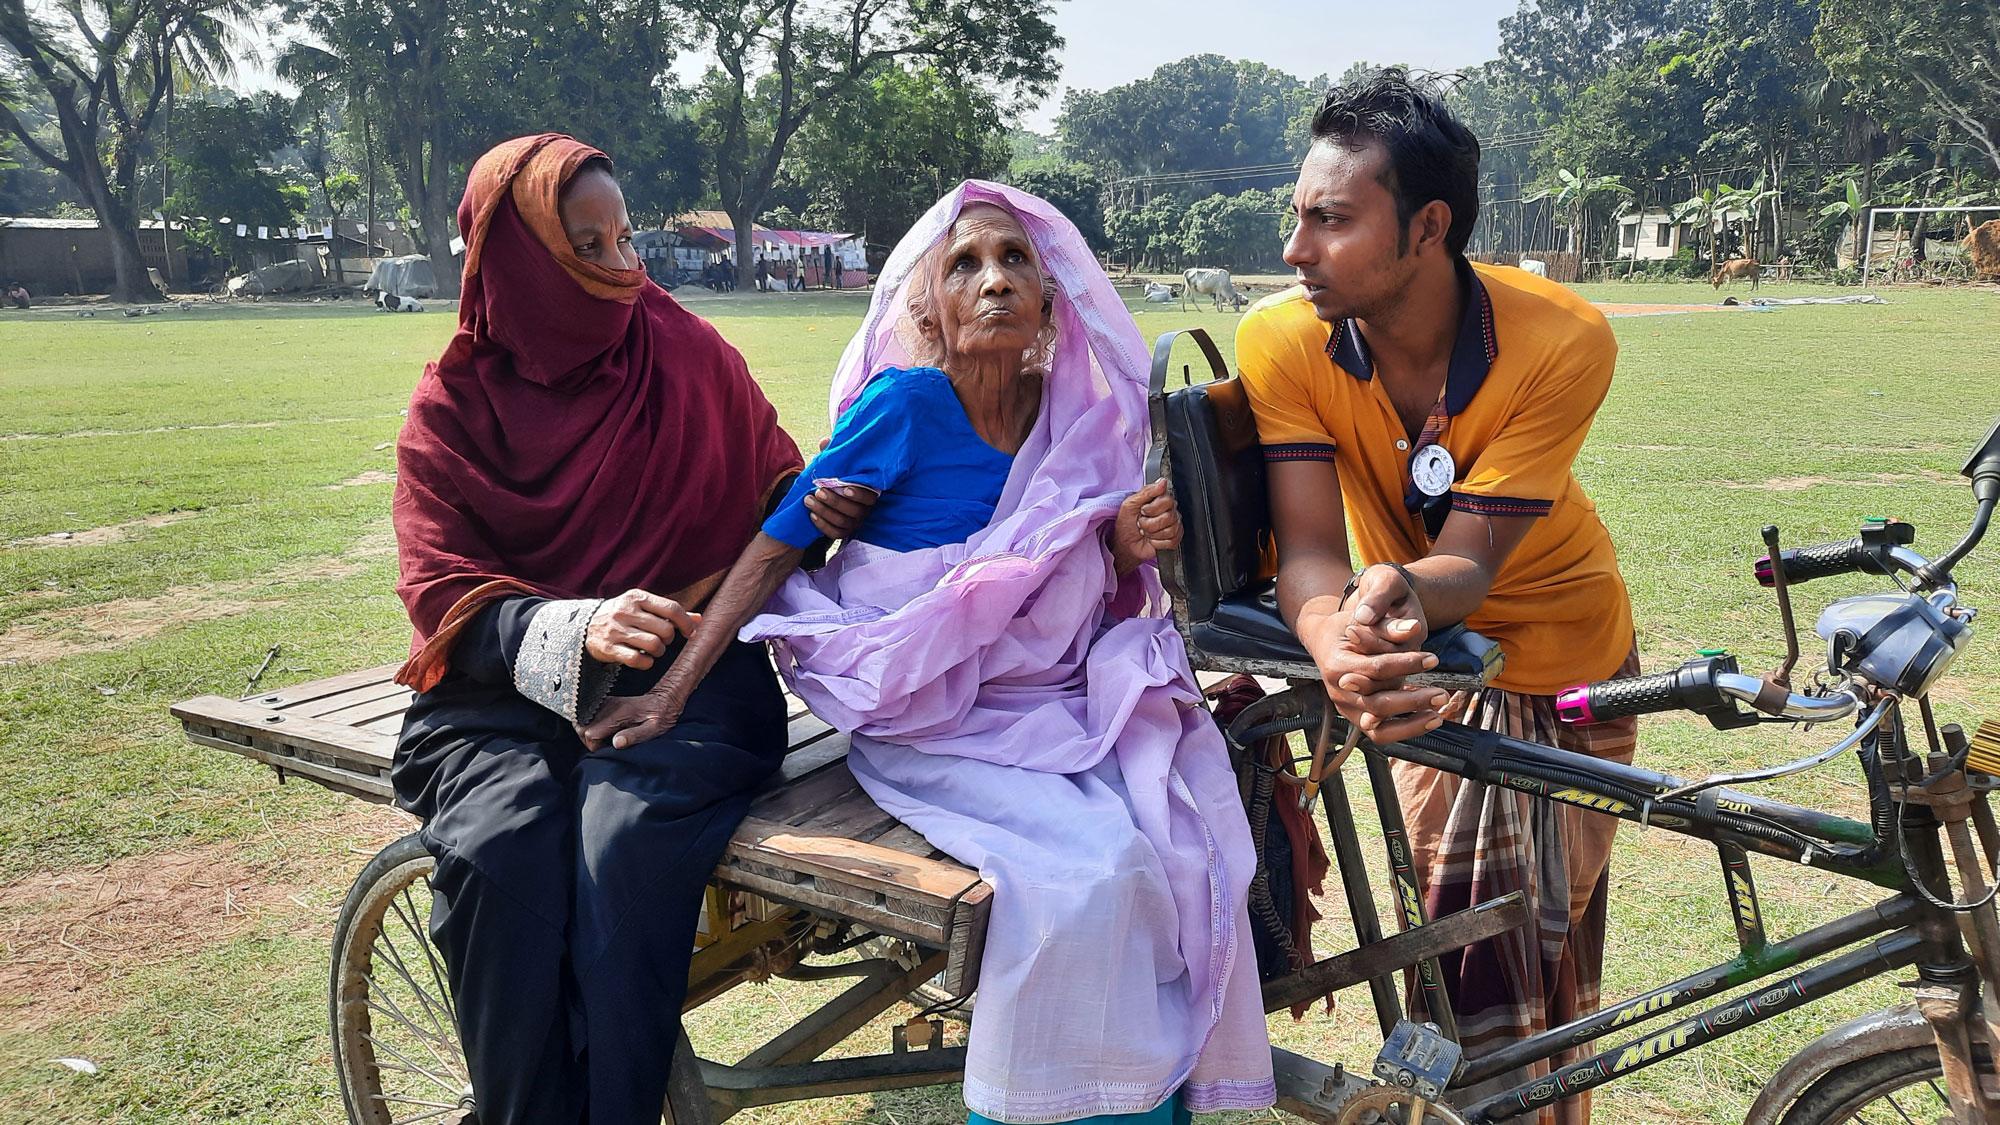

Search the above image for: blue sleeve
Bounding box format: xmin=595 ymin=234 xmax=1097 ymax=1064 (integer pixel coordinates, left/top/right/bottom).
xmin=761 ymin=371 xmax=914 ymax=548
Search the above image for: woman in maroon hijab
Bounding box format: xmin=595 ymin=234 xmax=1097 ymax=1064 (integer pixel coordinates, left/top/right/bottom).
xmin=389 ymin=133 xmax=863 ymax=1125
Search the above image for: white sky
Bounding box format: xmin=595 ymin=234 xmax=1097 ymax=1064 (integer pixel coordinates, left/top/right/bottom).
xmin=250 ymin=0 xmax=1512 ymax=133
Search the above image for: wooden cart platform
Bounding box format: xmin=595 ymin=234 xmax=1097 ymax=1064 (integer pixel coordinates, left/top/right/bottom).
xmin=173 ymin=663 xmax=991 ymax=997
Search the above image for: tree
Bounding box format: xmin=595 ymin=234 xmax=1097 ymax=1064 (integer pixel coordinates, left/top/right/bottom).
xmin=1177 ymin=189 xmax=1282 ymax=271
xmin=1527 ymin=166 xmax=1630 ymax=261
xmin=776 ymin=63 xmax=1011 ymax=250
xmin=159 ymin=94 xmax=301 ymax=271
xmin=1818 ymin=0 xmax=2000 ymax=176
xmin=1816 ymin=175 xmax=1866 ymax=265
xmin=1056 ymin=54 xmax=1316 ymax=193
xmin=281 ymin=0 xmax=463 ymax=294
xmin=1009 ymin=162 xmax=1106 ymax=250
xmin=687 ymin=0 xmax=1059 ymax=290
xmin=0 ymin=0 xmax=246 ymax=300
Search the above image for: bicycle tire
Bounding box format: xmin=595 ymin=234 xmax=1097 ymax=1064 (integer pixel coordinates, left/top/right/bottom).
xmin=331 ymin=832 xmax=475 ymax=1125
xmin=1773 ymin=1043 xmax=1962 ymax=1125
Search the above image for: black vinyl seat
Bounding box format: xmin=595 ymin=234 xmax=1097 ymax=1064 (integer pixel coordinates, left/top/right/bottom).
xmin=1144 ymin=328 xmax=1502 ymax=687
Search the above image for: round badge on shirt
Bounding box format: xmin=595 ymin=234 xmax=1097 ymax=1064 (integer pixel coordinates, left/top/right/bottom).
xmin=1411 ymin=443 xmax=1455 ymax=497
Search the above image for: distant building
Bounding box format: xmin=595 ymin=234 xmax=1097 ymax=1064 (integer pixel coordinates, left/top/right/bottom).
xmin=1613 ymin=210 xmax=1693 ymax=261
xmin=670 ymin=209 xmax=866 ymax=286
xmin=0 ymin=214 xmax=419 ymax=295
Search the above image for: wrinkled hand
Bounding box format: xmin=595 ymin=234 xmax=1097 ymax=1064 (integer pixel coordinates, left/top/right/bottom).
xmin=805 ymin=483 xmax=877 ymax=540
xmin=579 ymin=675 xmax=693 ymax=751
xmin=1111 ymin=479 xmax=1182 ymax=575
xmin=586 ymin=590 xmax=699 ymax=670
xmin=1306 ymin=566 xmax=1448 ymax=744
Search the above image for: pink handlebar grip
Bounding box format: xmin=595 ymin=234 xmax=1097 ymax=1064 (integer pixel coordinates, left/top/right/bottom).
xmin=1555 ymin=685 xmax=1595 ymax=725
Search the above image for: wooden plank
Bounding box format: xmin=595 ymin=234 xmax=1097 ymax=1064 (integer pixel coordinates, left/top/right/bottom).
xmin=241 ymin=664 xmax=401 ymax=710
xmin=792 ymin=789 xmax=898 ymax=840
xmin=183 ymin=730 xmax=395 ymax=804
xmin=751 ymin=761 xmax=865 ymax=824
xmin=361 ymin=713 xmax=410 ymax=735
xmin=868 ymin=824 xmax=937 ymax=858
xmin=172 ymin=695 xmax=395 ymax=771
xmin=317 ymin=695 xmax=417 ymax=728
xmin=285 ymin=680 xmax=412 ymax=720
xmin=941 ymin=882 xmax=992 ymax=996
xmin=773 ymin=733 xmax=851 ymax=785
xmin=786 ymin=710 xmax=835 ymax=745
xmin=726 ymin=817 xmax=980 ymax=902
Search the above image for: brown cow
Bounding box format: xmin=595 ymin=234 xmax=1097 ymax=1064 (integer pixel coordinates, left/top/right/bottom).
xmin=1967 ymin=219 xmax=2000 ymax=280
xmin=1711 ymin=258 xmax=1761 ymax=290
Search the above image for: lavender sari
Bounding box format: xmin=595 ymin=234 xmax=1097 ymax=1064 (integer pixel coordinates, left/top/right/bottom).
xmin=741 ymin=181 xmax=1273 ymax=1123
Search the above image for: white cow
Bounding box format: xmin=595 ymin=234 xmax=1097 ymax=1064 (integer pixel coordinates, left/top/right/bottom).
xmin=1141 ymin=281 xmax=1176 ymax=303
xmin=1519 ymin=257 xmax=1548 ymax=278
xmin=1182 ymin=268 xmax=1247 ymax=312
xmin=377 ymin=291 xmax=426 ymax=313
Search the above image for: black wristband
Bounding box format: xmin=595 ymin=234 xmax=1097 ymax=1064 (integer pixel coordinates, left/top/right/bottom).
xmin=1339 ymin=561 xmax=1419 ymax=610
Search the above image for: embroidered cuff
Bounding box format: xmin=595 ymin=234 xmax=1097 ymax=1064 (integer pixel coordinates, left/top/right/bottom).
xmin=1262 ymin=441 xmax=1338 ymax=463
xmin=512 ymin=598 xmax=617 ymax=723
xmin=1450 ymin=492 xmax=1553 ymax=518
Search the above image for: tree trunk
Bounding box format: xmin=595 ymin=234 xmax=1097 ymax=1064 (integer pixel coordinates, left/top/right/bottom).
xmin=75 ymin=141 xmax=161 ymax=303
xmin=731 ymin=209 xmax=757 ymax=292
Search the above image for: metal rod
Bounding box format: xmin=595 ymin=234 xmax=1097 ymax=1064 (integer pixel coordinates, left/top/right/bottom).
xmin=1762 ymin=525 xmax=1802 ymax=685
xmin=1365 ymin=746 xmax=1459 ymax=1042
xmin=1320 ymin=768 xmax=1403 ymax=1037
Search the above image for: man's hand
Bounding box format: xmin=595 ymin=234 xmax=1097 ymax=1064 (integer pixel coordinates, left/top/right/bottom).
xmin=585 ymin=590 xmax=699 ymax=670
xmin=1110 ymin=479 xmax=1182 ymax=576
xmin=804 ymin=483 xmax=876 ymax=540
xmin=1302 ymin=566 xmax=1449 ymax=744
xmin=579 ymin=675 xmax=693 ymax=751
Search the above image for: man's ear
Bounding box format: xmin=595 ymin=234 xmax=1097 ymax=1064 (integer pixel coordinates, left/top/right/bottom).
xmin=1413 ymin=200 xmax=1454 ymax=255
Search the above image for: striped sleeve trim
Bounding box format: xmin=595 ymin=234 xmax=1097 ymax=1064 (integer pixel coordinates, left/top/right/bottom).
xmin=1451 ymin=492 xmax=1553 ymax=517
xmin=1263 ymin=442 xmax=1338 ymax=463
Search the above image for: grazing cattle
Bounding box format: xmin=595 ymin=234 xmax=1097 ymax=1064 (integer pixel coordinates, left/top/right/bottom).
xmin=1182 ymin=267 xmax=1247 ymax=312
xmin=1519 ymin=257 xmax=1548 ymax=278
xmin=1711 ymin=258 xmax=1761 ymax=290
xmin=1142 ymin=281 xmax=1176 ymax=303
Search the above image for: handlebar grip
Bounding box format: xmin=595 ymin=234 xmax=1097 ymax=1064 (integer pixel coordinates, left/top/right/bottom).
xmin=1556 ymin=671 xmax=1682 ymax=724
xmin=1754 ymin=538 xmax=1868 ymax=586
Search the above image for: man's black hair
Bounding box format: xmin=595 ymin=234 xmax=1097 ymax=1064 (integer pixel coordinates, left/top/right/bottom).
xmin=1309 ymin=68 xmax=1481 ymax=257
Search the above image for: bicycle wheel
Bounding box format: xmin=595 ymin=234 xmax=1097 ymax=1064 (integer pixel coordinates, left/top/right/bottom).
xmin=1774 ymin=1044 xmax=1956 ymax=1125
xmin=330 ymin=833 xmax=475 ymax=1125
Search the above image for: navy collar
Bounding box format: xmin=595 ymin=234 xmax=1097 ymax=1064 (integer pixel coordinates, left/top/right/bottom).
xmin=1324 ymin=257 xmax=1498 ymax=417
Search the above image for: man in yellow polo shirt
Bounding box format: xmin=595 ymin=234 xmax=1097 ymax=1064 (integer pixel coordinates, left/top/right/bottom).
xmin=1236 ymin=69 xmax=1636 ymax=1125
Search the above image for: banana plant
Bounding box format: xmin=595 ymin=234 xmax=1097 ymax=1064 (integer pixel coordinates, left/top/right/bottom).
xmin=1527 ymin=167 xmax=1632 ymax=262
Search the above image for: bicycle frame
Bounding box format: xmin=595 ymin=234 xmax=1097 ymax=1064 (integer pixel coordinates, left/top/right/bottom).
xmin=1247 ymin=682 xmax=1994 ymax=1123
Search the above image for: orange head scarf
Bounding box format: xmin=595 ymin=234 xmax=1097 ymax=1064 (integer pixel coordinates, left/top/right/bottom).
xmin=392 ymin=134 xmax=802 ymax=691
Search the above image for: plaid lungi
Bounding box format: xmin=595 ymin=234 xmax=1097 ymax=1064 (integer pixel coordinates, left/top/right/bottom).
xmin=1389 ymin=648 xmax=1641 ymax=1125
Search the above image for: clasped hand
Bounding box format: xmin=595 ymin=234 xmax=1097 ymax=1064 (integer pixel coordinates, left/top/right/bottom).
xmin=1306 ymin=566 xmax=1461 ymax=744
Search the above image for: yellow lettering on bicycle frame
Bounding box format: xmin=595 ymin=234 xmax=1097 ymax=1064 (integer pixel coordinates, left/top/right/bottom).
xmin=1396 ymin=875 xmax=1426 ymax=928
xmin=1613 ymin=1024 xmax=1693 ymax=1071
xmin=1729 ymin=870 xmax=1762 ymax=932
xmin=1607 ymin=991 xmax=1675 ymax=1028
xmin=1548 ymin=788 xmax=1633 ymax=815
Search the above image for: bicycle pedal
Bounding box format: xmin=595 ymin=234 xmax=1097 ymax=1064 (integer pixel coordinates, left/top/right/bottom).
xmin=1372 ymin=1021 xmax=1460 ymax=1100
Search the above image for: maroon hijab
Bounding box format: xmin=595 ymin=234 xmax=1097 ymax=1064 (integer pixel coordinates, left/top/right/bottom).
xmin=393 ymin=133 xmax=801 ymax=691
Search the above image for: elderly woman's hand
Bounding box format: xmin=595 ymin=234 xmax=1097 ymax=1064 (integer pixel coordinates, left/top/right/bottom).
xmin=1111 ymin=479 xmax=1182 ymax=577
xmin=586 ymin=590 xmax=699 ymax=670
xmin=804 ymin=482 xmax=877 ymax=541
xmin=579 ymin=673 xmax=693 ymax=751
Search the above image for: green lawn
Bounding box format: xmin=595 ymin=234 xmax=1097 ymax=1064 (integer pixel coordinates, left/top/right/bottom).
xmin=1 ymin=280 xmax=1996 ymax=1123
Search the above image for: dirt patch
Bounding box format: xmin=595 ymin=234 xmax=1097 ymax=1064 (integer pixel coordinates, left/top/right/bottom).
xmin=329 ymin=469 xmax=395 ymax=489
xmin=1591 ymin=301 xmax=1749 ymax=318
xmin=0 ymin=525 xmax=397 ymax=664
xmin=1716 ymin=470 xmax=1956 ymax=492
xmin=7 ymin=511 xmax=199 ymax=549
xmin=0 ymin=805 xmax=412 ymax=1031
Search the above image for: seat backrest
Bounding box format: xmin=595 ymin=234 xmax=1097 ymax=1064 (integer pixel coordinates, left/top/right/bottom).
xmin=1146 ymin=329 xmax=1272 ymax=622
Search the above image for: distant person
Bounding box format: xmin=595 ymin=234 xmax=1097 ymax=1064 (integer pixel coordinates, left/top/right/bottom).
xmin=4 ymin=282 xmax=29 ymax=309
xmin=754 ymin=253 xmax=769 ymax=292
xmin=389 ymin=133 xmax=868 ymax=1125
xmin=822 ymin=244 xmax=838 ymax=289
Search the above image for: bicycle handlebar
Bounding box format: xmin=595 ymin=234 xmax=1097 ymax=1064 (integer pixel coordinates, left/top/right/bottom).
xmin=1557 ymin=657 xmax=1859 ymax=727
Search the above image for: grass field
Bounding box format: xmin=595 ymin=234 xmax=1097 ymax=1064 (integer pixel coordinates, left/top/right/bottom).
xmin=1 ymin=278 xmax=1996 ymax=1124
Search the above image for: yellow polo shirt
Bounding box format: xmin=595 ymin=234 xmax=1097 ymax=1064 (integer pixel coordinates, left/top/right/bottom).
xmin=1236 ymin=261 xmax=1633 ymax=695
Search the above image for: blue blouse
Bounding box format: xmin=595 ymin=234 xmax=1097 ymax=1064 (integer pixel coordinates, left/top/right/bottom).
xmin=764 ymin=366 xmax=1016 ymax=553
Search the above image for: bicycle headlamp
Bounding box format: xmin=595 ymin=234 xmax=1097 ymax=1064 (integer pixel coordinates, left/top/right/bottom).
xmin=1816 ymin=592 xmax=1971 ymax=698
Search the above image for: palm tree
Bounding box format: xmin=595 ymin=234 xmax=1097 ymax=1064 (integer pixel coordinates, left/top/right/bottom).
xmin=1673 ymin=184 xmax=1724 ymax=268
xmin=1527 ymin=167 xmax=1632 ymax=267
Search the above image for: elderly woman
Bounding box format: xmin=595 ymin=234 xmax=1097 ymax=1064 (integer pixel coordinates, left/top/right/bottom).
xmin=587 ymin=182 xmax=1275 ymax=1124
xmin=389 ymin=134 xmax=864 ymax=1125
